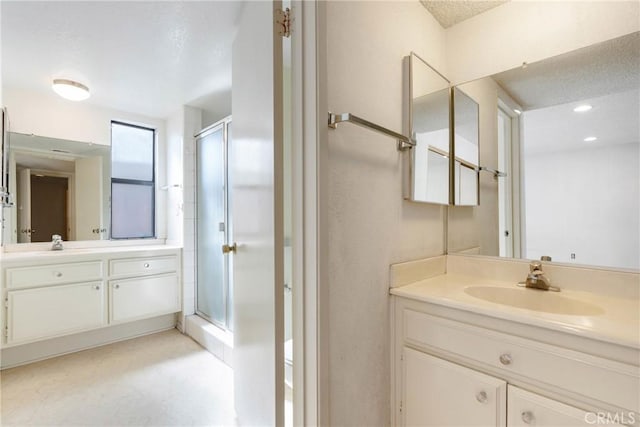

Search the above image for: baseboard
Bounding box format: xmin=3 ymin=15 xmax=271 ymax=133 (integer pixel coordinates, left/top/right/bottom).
xmin=0 ymin=314 xmax=178 ymax=370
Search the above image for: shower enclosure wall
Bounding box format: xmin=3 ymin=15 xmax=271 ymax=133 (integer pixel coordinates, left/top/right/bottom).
xmin=195 ymin=117 xmax=233 ymax=330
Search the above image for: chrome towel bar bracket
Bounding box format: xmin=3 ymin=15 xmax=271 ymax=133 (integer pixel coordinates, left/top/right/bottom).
xmin=478 ymin=166 xmax=507 ymax=178
xmin=328 ymin=112 xmax=416 ymax=151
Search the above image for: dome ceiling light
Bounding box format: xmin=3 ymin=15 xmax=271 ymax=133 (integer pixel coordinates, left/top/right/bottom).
xmin=52 ymin=79 xmax=90 ymax=101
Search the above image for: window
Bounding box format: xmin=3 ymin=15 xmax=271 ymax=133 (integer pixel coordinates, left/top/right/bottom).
xmin=110 ymin=121 xmax=155 ymax=239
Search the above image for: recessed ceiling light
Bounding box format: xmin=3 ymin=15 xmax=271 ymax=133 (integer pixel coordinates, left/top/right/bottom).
xmin=573 ymin=104 xmax=592 ymax=112
xmin=52 ymin=79 xmax=90 ymax=101
xmin=514 ymin=109 xmax=522 ymax=115
xmin=584 ymin=136 xmax=597 ymax=142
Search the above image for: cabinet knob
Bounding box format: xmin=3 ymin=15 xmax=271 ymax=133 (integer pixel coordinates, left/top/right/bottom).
xmin=144 ymin=263 xmax=150 ymax=268
xmin=499 ymin=353 xmax=512 ymax=365
xmin=55 ymin=272 xmax=63 ymax=278
xmin=475 ymin=391 xmax=488 ymax=403
xmin=114 ymin=284 xmax=120 ymax=289
xmin=521 ymin=411 xmax=534 ymax=424
xmin=94 ymin=285 xmax=101 ymax=290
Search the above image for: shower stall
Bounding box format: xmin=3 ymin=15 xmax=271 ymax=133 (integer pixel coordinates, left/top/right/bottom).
xmin=195 ymin=116 xmax=233 ymax=330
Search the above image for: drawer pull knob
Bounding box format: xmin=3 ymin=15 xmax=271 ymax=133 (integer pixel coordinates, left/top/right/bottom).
xmin=55 ymin=272 xmax=63 ymax=278
xmin=114 ymin=284 xmax=120 ymax=289
xmin=144 ymin=263 xmax=150 ymax=268
xmin=94 ymin=285 xmax=100 ymax=290
xmin=499 ymin=353 xmax=512 ymax=365
xmin=521 ymin=411 xmax=534 ymax=424
xmin=475 ymin=391 xmax=488 ymax=403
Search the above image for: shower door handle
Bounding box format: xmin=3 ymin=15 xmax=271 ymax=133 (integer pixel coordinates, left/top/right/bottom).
xmin=222 ymin=243 xmax=237 ymax=254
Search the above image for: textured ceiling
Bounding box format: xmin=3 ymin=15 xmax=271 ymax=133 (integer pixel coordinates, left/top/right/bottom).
xmin=493 ymin=32 xmax=640 ymax=111
xmin=1 ymin=1 xmax=243 ymax=119
xmin=420 ymin=0 xmax=509 ymax=28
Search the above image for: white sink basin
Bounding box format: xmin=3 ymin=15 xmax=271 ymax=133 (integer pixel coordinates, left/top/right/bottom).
xmin=464 ymin=286 xmax=605 ymax=316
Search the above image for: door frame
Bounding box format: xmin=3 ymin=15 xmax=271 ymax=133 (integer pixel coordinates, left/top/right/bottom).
xmin=291 ymin=1 xmax=325 ymax=425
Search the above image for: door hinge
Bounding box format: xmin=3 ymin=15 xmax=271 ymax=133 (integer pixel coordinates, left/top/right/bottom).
xmin=399 ymin=400 xmax=403 ymax=413
xmin=276 ymin=7 xmax=291 ymax=38
xmin=4 ymin=298 xmax=7 ymax=308
xmin=4 ymin=327 xmax=8 ymax=338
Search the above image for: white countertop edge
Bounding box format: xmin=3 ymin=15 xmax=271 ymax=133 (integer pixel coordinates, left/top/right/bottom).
xmin=0 ymin=244 xmax=182 ymax=261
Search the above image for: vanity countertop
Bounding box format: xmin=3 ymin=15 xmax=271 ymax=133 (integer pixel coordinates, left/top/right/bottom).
xmin=390 ymin=273 xmax=640 ymax=350
xmin=0 ymin=244 xmax=182 ymax=263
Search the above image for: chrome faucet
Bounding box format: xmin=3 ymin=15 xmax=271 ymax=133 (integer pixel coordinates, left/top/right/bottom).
xmin=51 ymin=234 xmax=64 ymax=251
xmin=521 ymin=261 xmax=560 ymax=292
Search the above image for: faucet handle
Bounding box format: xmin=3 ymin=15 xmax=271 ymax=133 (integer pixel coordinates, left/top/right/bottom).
xmin=529 ymin=261 xmax=543 ymax=272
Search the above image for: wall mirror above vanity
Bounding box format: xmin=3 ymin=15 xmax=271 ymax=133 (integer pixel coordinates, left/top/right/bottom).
xmin=447 ymin=32 xmax=640 ymax=271
xmin=3 ymin=132 xmax=110 ymax=245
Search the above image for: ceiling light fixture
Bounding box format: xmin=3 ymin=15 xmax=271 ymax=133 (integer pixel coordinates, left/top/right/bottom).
xmin=52 ymin=79 xmax=90 ymax=101
xmin=573 ymin=104 xmax=592 ymax=113
xmin=514 ymin=109 xmax=522 ymax=115
xmin=584 ymin=136 xmax=597 ymax=142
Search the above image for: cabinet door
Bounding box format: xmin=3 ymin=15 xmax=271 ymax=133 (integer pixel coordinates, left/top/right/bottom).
xmin=508 ymin=386 xmax=626 ymax=427
xmin=7 ymin=281 xmax=106 ymax=344
xmin=403 ymin=347 xmax=507 ymax=426
xmin=110 ymin=274 xmax=180 ymax=323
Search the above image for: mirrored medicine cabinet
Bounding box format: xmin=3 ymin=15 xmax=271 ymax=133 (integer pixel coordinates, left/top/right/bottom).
xmin=406 ymin=52 xmax=480 ymax=206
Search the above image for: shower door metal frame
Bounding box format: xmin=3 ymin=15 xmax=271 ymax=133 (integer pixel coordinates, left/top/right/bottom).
xmin=195 ymin=116 xmax=233 ymax=330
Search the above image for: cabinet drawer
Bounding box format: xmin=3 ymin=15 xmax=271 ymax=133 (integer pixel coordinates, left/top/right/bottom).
xmin=508 ymin=385 xmax=626 ymax=426
xmin=109 ymin=274 xmax=180 ymax=323
xmin=109 ymin=256 xmax=178 ymax=278
xmin=7 ymin=281 xmax=106 ymax=344
xmin=404 ymin=310 xmax=640 ymax=412
xmin=6 ymin=261 xmax=104 ymax=289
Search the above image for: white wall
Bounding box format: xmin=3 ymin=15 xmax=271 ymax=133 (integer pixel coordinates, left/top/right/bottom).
xmin=525 ymin=142 xmax=639 ymax=270
xmin=166 ymin=110 xmax=184 ymax=246
xmin=322 ymin=2 xmax=447 ymax=424
xmin=446 ymin=1 xmax=640 ymax=84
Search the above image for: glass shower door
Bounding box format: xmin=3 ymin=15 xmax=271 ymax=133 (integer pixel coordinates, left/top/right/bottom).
xmin=196 ymin=124 xmax=228 ymax=326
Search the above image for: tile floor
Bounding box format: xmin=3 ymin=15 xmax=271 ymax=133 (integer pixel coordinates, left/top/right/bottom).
xmin=0 ymin=329 xmax=237 ymax=426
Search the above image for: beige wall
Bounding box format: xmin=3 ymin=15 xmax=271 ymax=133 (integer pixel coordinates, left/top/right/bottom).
xmin=322 ymin=1 xmax=447 ymax=424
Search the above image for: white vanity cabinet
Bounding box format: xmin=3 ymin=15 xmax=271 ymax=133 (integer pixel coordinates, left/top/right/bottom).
xmin=393 ymin=297 xmax=639 ymax=427
xmin=1 ymin=247 xmax=182 ymax=348
xmin=108 ymin=256 xmax=180 ymax=323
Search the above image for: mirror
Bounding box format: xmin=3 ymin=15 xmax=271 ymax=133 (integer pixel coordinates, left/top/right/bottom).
xmin=452 ymin=87 xmax=479 ymax=206
xmin=447 ymin=32 xmax=640 ymax=270
xmin=406 ymin=52 xmax=451 ymax=205
xmin=2 ymin=132 xmax=110 ymax=245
